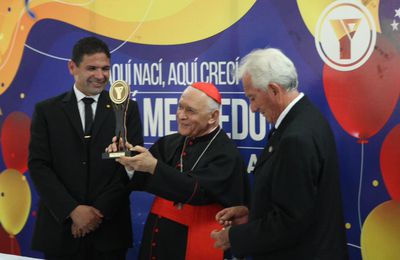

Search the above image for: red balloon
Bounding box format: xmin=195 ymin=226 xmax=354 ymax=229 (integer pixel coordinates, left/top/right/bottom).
xmin=323 ymin=34 xmax=400 ymax=142
xmin=0 ymin=225 xmax=21 ymax=255
xmin=380 ymin=124 xmax=400 ymax=202
xmin=1 ymin=112 xmax=31 ymax=173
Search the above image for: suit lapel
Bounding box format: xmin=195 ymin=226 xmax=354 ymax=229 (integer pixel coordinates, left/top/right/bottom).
xmin=91 ymin=91 xmax=113 ymax=141
xmin=254 ymin=132 xmax=280 ymax=171
xmin=61 ymin=90 xmax=84 ymax=139
xmin=254 ymin=96 xmax=310 ymax=172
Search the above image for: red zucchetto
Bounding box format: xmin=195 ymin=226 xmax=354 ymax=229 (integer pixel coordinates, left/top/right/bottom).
xmin=191 ymin=82 xmax=221 ymax=104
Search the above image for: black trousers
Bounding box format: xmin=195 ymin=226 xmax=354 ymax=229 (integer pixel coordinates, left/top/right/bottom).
xmin=45 ymin=240 xmax=127 ymax=260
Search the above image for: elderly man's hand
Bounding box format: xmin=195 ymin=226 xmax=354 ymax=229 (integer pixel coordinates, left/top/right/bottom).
xmin=211 ymin=226 xmax=231 ymax=251
xmin=215 ymin=206 xmax=249 ymax=227
xmin=105 ymin=136 xmax=128 ymax=153
xmin=116 ymin=146 xmax=158 ymax=174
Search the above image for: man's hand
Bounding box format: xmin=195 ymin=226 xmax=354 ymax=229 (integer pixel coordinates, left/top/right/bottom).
xmin=116 ymin=146 xmax=158 ymax=174
xmin=71 ymin=223 xmax=82 ymax=238
xmin=70 ymin=205 xmax=103 ymax=238
xmin=215 ymin=206 xmax=249 ymax=227
xmin=105 ymin=136 xmax=126 ymax=153
xmin=211 ymin=226 xmax=231 ymax=251
xmin=105 ymin=138 xmax=157 ymax=173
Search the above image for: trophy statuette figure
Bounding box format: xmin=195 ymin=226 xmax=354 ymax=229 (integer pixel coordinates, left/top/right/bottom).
xmin=102 ymin=80 xmax=137 ymax=159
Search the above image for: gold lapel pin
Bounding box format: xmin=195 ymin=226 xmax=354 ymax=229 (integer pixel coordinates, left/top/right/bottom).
xmin=106 ymin=104 xmax=111 ymax=108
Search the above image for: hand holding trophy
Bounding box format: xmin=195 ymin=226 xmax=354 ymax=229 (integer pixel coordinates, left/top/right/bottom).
xmin=102 ymin=80 xmax=136 ymax=159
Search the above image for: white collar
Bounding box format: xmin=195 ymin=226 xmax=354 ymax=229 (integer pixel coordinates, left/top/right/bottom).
xmin=73 ymin=85 xmax=100 ymax=102
xmin=275 ymin=92 xmax=304 ymax=129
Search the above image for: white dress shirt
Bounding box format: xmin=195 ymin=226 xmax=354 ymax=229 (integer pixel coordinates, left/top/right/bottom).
xmin=73 ymin=85 xmax=100 ymax=132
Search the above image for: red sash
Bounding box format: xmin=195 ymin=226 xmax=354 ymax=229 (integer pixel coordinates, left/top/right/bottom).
xmin=150 ymin=196 xmax=223 ymax=260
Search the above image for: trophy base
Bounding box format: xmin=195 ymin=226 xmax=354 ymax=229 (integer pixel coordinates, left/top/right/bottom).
xmin=102 ymin=150 xmax=137 ymax=159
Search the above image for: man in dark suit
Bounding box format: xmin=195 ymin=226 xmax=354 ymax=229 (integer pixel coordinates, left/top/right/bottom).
xmin=28 ymin=36 xmax=143 ymax=260
xmin=211 ymin=48 xmax=348 ymax=259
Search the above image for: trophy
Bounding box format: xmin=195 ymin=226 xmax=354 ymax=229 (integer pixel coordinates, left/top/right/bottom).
xmin=102 ymin=80 xmax=136 ymax=159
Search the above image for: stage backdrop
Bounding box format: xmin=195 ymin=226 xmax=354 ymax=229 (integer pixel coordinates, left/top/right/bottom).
xmin=0 ymin=1 xmax=399 ymax=259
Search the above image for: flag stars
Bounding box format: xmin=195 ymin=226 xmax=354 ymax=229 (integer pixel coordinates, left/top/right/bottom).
xmin=391 ymin=19 xmax=399 ymax=31
xmin=395 ymin=8 xmax=400 ymax=18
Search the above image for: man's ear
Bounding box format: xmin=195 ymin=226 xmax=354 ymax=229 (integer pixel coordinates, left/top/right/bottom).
xmin=268 ymin=83 xmax=282 ymax=96
xmin=209 ymin=109 xmax=220 ymax=124
xmin=68 ymin=60 xmax=76 ymax=75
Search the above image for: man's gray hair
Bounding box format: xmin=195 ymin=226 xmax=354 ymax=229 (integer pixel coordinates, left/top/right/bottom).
xmin=185 ymin=86 xmax=220 ymax=112
xmin=236 ymin=48 xmax=298 ymax=91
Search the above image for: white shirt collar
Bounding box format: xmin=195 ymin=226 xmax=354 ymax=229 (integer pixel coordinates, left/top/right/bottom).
xmin=275 ymin=92 xmax=304 ymax=129
xmin=73 ymin=85 xmax=100 ymax=103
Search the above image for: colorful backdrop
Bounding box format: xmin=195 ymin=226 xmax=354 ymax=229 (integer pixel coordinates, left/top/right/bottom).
xmin=0 ymin=0 xmax=399 ymax=259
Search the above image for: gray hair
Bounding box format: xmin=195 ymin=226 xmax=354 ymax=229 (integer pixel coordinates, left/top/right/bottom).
xmin=237 ymin=48 xmax=298 ymax=91
xmin=185 ymin=86 xmax=220 ymax=112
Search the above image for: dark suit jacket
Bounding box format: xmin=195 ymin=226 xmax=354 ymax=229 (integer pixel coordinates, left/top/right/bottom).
xmin=28 ymin=90 xmax=143 ymax=254
xmin=229 ymin=96 xmax=348 ymax=260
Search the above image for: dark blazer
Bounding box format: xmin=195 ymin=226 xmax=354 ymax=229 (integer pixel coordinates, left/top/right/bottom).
xmin=229 ymin=96 xmax=348 ymax=260
xmin=28 ymin=89 xmax=143 ymax=254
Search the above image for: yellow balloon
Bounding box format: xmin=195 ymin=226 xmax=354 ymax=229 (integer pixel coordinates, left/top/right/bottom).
xmin=0 ymin=169 xmax=31 ymax=235
xmin=296 ymin=0 xmax=381 ymax=37
xmin=361 ymin=200 xmax=400 ymax=260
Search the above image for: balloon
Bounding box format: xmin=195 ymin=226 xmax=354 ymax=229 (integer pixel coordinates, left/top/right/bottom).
xmin=0 ymin=169 xmax=31 ymax=235
xmin=361 ymin=200 xmax=400 ymax=260
xmin=0 ymin=225 xmax=20 ymax=255
xmin=323 ymin=34 xmax=400 ymax=142
xmin=1 ymin=111 xmax=31 ymax=173
xmin=380 ymin=124 xmax=400 ymax=202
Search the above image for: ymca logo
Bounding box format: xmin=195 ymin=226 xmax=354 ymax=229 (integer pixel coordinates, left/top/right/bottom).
xmin=315 ymin=0 xmax=376 ymax=71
